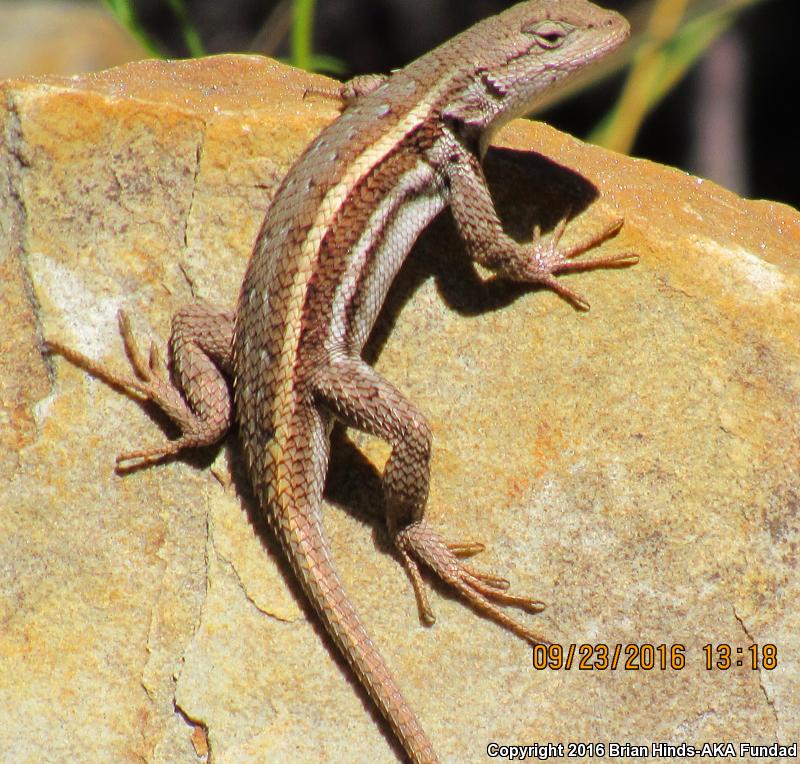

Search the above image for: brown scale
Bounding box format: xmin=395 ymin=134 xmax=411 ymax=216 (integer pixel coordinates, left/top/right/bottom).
xmin=297 ymin=123 xmax=441 ymax=354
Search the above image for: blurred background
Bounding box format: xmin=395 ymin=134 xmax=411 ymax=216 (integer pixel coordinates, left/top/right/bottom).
xmin=1 ymin=0 xmax=796 ymax=209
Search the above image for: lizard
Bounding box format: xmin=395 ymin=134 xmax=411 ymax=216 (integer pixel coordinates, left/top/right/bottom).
xmin=46 ymin=1 xmax=635 ymax=761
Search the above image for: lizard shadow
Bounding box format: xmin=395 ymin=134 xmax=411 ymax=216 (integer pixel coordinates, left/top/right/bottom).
xmin=283 ymin=148 xmax=601 ymax=706
xmin=314 ymin=148 xmax=603 ymax=630
xmin=370 ymin=144 xmax=603 ymax=336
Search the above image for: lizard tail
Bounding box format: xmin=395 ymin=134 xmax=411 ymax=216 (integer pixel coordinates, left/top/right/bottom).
xmin=278 ymin=501 xmax=438 ymax=764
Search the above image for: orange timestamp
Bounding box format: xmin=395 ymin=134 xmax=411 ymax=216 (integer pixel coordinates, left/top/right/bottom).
xmin=531 ymin=643 xmax=778 ymax=671
xmin=702 ymin=643 xmax=778 ymax=670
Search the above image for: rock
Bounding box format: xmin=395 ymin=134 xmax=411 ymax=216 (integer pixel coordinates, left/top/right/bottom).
xmin=1 ymin=55 xmax=798 ymax=763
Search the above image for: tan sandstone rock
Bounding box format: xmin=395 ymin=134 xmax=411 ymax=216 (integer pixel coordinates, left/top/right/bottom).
xmin=1 ymin=55 xmax=798 ymax=763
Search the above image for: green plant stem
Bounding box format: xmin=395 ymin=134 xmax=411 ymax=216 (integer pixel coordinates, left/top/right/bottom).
xmin=291 ymin=0 xmax=316 ymax=71
xmin=100 ymin=0 xmax=163 ymax=58
xmin=165 ymin=0 xmax=206 ymax=57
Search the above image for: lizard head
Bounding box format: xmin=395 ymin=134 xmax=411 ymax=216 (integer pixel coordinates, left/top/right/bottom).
xmin=437 ymin=0 xmax=630 ymax=151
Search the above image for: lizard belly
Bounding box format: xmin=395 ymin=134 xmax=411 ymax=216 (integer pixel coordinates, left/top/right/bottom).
xmin=298 ymin=155 xmax=447 ymax=363
xmin=331 ymin=166 xmax=446 ymax=354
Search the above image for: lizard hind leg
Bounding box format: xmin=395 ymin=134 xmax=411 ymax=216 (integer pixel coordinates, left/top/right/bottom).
xmin=46 ymin=302 xmax=235 ymax=469
xmin=312 ymin=356 xmax=550 ymax=646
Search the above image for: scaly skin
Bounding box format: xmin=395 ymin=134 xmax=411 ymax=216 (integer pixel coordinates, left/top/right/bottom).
xmin=48 ymin=2 xmax=634 ymax=761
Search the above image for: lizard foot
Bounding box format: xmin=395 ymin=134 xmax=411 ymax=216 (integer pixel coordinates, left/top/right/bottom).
xmin=47 ymin=310 xmax=230 ymax=468
xmin=516 ymin=216 xmax=638 ymax=310
xmin=395 ymin=520 xmax=550 ymax=645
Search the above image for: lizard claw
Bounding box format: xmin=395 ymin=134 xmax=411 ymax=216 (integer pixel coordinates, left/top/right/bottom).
xmin=45 ymin=311 xmax=153 ymax=402
xmin=395 ymin=520 xmax=550 ymax=645
xmin=516 ymin=216 xmax=637 ymax=310
xmin=445 ymin=540 xmax=485 ymax=558
xmin=47 ymin=308 xmax=232 ymax=470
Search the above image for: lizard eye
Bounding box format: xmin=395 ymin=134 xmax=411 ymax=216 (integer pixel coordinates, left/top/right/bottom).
xmin=523 ymin=20 xmax=570 ymax=49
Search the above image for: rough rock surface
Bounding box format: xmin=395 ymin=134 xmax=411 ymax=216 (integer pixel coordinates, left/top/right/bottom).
xmin=2 ymin=55 xmax=798 ymax=763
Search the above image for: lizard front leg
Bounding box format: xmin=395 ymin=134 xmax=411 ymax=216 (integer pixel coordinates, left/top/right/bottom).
xmin=47 ymin=301 xmax=234 ymax=467
xmin=312 ymin=355 xmax=549 ymax=645
xmin=446 ymin=138 xmax=637 ymax=308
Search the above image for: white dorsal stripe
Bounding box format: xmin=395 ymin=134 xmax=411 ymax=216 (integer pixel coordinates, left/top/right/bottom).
xmin=271 ymin=78 xmax=454 ymax=456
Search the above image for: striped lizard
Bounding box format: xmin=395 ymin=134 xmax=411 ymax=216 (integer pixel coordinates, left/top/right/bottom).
xmin=48 ymin=2 xmax=634 ymax=760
